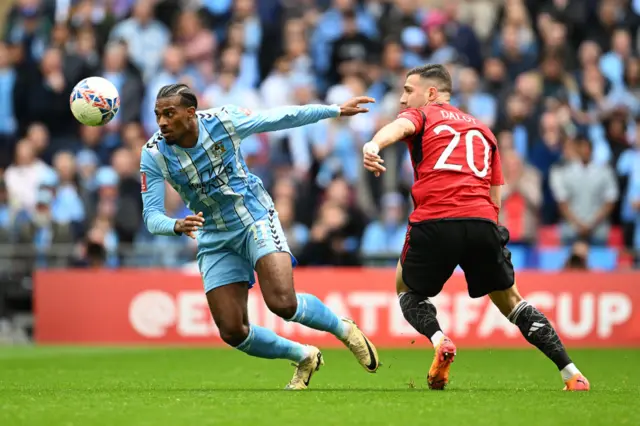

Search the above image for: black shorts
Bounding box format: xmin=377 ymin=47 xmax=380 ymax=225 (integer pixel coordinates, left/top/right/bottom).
xmin=400 ymin=219 xmax=515 ymax=298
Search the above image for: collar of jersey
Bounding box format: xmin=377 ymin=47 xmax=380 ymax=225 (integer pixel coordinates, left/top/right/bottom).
xmin=169 ymin=120 xmax=204 ymax=153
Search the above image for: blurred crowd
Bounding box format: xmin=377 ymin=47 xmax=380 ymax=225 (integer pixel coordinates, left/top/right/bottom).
xmin=0 ymin=0 xmax=639 ymax=273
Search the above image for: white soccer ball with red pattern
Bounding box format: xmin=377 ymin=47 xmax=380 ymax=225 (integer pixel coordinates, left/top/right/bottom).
xmin=70 ymin=77 xmax=120 ymax=126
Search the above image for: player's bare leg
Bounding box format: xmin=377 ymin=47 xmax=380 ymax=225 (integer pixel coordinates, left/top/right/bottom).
xmin=206 ymin=282 xmax=321 ymax=390
xmin=256 ymin=252 xmax=380 ymax=374
xmin=396 ymin=261 xmax=456 ymax=390
xmin=489 ymin=285 xmax=590 ymax=391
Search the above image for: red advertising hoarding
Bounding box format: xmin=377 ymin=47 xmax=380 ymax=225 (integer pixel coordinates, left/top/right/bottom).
xmin=34 ymin=269 xmax=640 ymax=347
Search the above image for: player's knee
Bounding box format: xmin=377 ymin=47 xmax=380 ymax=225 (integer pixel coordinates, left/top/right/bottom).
xmin=264 ymin=292 xmax=298 ymax=320
xmin=218 ymin=323 xmax=250 ymax=347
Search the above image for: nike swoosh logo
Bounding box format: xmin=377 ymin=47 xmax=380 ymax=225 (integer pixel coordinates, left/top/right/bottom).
xmin=303 ymin=353 xmax=322 ymax=387
xmin=362 ymin=333 xmax=378 ymax=371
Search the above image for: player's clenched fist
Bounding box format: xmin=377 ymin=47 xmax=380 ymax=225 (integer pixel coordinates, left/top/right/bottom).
xmin=363 ymin=141 xmax=386 ymax=177
xmin=174 ymin=212 xmax=205 ymax=239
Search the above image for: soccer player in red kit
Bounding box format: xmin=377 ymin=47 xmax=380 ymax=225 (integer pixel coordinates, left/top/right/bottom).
xmin=362 ymin=64 xmax=590 ymax=391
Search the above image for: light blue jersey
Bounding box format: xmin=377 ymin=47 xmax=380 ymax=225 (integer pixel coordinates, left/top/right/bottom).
xmin=141 ymin=104 xmax=340 ymax=235
xmin=140 ymin=103 xmax=340 ymax=291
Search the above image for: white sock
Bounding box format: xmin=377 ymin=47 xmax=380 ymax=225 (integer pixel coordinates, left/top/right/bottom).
xmin=337 ymin=318 xmax=351 ymax=340
xmin=560 ymin=363 xmax=580 ymax=381
xmin=430 ymin=331 xmax=445 ymax=347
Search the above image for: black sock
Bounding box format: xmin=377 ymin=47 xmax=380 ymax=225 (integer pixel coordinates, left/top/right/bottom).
xmin=398 ymin=292 xmax=442 ymax=343
xmin=509 ymin=301 xmax=572 ymax=370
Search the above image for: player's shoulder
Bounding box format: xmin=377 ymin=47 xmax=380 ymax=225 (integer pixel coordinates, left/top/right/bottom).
xmin=198 ymin=105 xmax=253 ymax=121
xmin=141 ymin=131 xmax=165 ymax=155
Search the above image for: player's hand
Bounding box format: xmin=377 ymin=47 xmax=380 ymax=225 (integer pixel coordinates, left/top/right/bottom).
xmin=575 ymin=222 xmax=592 ymax=238
xmin=363 ymin=141 xmax=385 ymax=177
xmin=175 ymin=212 xmax=205 ymax=239
xmin=339 ymin=96 xmax=376 ymax=116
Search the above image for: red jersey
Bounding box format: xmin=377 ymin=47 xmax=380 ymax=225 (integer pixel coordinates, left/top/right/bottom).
xmin=398 ymin=103 xmax=503 ymax=223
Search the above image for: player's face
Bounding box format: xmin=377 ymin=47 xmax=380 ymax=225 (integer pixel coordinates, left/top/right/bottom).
xmin=154 ymin=96 xmax=196 ymax=144
xmin=400 ymin=74 xmax=440 ymax=109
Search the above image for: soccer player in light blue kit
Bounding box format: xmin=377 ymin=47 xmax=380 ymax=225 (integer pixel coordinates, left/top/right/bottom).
xmin=140 ymin=84 xmax=380 ymax=389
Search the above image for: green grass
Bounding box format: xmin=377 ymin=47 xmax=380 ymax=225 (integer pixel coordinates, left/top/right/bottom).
xmin=0 ymin=347 xmax=638 ymax=426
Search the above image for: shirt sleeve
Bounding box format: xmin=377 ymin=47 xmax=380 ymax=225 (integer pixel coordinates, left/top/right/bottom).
xmin=396 ymin=108 xmax=425 ymax=133
xmin=140 ymin=149 xmax=179 ymax=236
xmin=224 ymin=104 xmax=341 ymax=139
xmin=491 ymin=146 xmax=504 ymax=185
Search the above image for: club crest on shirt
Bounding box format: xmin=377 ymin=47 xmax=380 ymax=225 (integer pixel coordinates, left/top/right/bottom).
xmin=213 ymin=141 xmax=226 ymax=157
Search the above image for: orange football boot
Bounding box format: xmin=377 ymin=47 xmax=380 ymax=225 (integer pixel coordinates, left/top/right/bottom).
xmin=563 ymin=374 xmax=590 ymax=391
xmin=427 ymin=337 xmax=457 ymax=390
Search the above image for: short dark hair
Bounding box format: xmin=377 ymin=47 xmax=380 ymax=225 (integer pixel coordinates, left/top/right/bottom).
xmin=156 ymin=84 xmax=198 ymax=109
xmin=407 ymin=64 xmax=452 ymax=93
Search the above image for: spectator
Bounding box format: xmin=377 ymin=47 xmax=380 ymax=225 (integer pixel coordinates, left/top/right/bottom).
xmin=275 ymin=198 xmax=308 ymax=257
xmin=310 ymin=0 xmax=378 ymax=89
xmin=202 ymin=68 xmax=261 ymax=111
xmin=75 ymin=148 xmax=99 ymax=218
xmin=498 ymin=149 xmax=542 ymax=245
xmin=401 ymin=26 xmax=427 ymax=69
xmin=360 ymin=192 xmax=407 ymax=264
xmin=530 ymin=111 xmax=564 ymax=223
xmin=5 ymin=2 xmax=50 ymax=66
xmin=328 ymin=9 xmax=377 ymax=87
xmin=323 ymin=178 xmax=368 ymax=246
xmin=298 ymin=201 xmax=359 ymax=266
xmin=16 ymin=189 xmax=75 ymax=269
xmin=283 ymin=18 xmax=314 ymax=83
xmin=4 ymin=139 xmax=50 ymax=216
xmin=25 ymin=123 xmax=49 ymax=160
xmin=108 ymin=0 xmax=170 ymax=82
xmin=564 ymin=240 xmax=589 ymax=270
xmin=13 ymin=47 xmax=76 ymax=142
xmin=111 ymin=148 xmax=142 ymax=251
xmin=51 ymin=151 xmax=85 ymax=236
xmin=482 ymin=56 xmax=511 ymax=101
xmin=550 ymin=136 xmax=619 ymax=245
xmin=618 ymin=117 xmax=640 ymax=252
xmin=224 ymin=19 xmax=260 ymax=89
xmin=0 ymin=176 xmax=10 ymax=242
xmin=175 ymin=10 xmax=216 ymax=71
xmin=378 ymin=0 xmax=423 ymax=41
xmin=260 ymin=56 xmax=293 ymax=109
xmin=628 ymin=176 xmax=640 ymax=260
xmin=600 ymin=27 xmax=634 ymax=87
xmin=0 ymin=42 xmax=17 ymax=168
xmin=72 ymin=226 xmax=107 ymax=268
xmin=452 ymin=67 xmax=497 ymax=128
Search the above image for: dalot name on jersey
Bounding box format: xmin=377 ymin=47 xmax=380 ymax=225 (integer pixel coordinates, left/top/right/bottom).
xmin=439 ymin=109 xmax=477 ymax=124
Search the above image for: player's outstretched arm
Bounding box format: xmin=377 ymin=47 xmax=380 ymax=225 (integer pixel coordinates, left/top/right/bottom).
xmin=362 ymin=117 xmax=416 ymax=177
xmin=140 ymin=149 xmax=187 ymax=237
xmin=229 ymin=97 xmax=375 ymax=138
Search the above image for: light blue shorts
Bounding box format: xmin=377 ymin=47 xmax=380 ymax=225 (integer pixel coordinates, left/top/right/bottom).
xmin=197 ymin=210 xmax=296 ymax=293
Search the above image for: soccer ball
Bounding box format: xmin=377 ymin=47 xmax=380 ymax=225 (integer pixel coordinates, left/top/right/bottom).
xmin=70 ymin=77 xmax=120 ymax=126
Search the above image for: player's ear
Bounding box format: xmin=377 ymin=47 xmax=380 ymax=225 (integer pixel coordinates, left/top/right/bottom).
xmin=427 ymin=87 xmax=438 ymax=102
xmin=186 ymin=106 xmax=196 ymax=118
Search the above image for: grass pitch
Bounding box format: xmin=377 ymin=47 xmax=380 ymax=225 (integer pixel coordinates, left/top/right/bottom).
xmin=0 ymin=347 xmax=638 ymax=426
